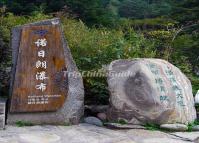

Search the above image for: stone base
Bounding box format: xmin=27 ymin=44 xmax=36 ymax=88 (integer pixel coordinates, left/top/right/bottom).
xmin=0 ymin=115 xmax=5 ymax=129
xmin=0 ymin=124 xmax=198 ymax=143
xmin=0 ymin=99 xmax=6 ymax=129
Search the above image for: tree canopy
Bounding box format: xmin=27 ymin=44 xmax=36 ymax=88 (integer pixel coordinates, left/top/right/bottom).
xmin=0 ymin=0 xmax=198 ymax=102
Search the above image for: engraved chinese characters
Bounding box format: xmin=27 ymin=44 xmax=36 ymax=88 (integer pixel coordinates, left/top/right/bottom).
xmin=146 ymin=63 xmax=184 ymax=107
xmin=35 ymin=38 xmax=48 ymax=94
xmin=107 ymin=59 xmax=196 ymax=125
xmin=10 ymin=25 xmax=68 ymax=112
xmin=8 ymin=19 xmax=84 ymax=125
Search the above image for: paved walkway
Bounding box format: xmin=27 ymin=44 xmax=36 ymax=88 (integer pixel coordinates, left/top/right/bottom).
xmin=0 ymin=124 xmax=198 ymax=143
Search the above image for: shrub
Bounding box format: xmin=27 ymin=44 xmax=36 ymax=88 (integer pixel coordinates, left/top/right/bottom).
xmin=61 ymin=17 xmax=156 ymax=104
xmin=0 ymin=13 xmax=198 ymax=105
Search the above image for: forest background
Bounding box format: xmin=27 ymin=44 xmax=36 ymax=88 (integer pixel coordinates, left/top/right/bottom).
xmin=0 ymin=0 xmax=198 ymax=105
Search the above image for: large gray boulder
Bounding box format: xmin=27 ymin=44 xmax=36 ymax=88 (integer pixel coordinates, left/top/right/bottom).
xmin=107 ymin=59 xmax=196 ymax=125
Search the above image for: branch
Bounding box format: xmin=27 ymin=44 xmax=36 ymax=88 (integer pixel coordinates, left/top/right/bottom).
xmin=172 ymin=23 xmax=199 ymax=42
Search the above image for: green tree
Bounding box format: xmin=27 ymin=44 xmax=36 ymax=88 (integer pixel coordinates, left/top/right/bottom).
xmin=6 ymin=0 xmax=66 ymax=14
xmin=119 ymin=0 xmax=148 ymax=19
xmin=64 ymin=0 xmax=116 ymax=26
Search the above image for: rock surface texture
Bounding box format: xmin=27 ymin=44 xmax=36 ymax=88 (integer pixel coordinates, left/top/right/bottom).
xmin=107 ymin=59 xmax=196 ymax=125
xmin=84 ymin=117 xmax=103 ymax=127
xmin=195 ymin=90 xmax=199 ymax=104
xmin=7 ymin=18 xmax=84 ymax=125
xmin=0 ymin=124 xmax=197 ymax=143
xmin=160 ymin=124 xmax=188 ymax=131
xmin=0 ymin=99 xmax=6 ymax=129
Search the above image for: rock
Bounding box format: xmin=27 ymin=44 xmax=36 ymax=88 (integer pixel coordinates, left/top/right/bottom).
xmin=160 ymin=124 xmax=188 ymax=131
xmin=7 ymin=18 xmax=84 ymax=125
xmin=0 ymin=138 xmax=19 ymax=143
xmin=19 ymin=133 xmax=61 ymax=143
xmin=126 ymin=129 xmax=189 ymax=143
xmin=0 ymin=99 xmax=6 ymax=130
xmin=84 ymin=117 xmax=103 ymax=127
xmin=128 ymin=118 xmax=144 ymax=125
xmin=195 ymin=90 xmax=199 ymax=104
xmin=107 ymin=59 xmax=196 ymax=125
xmin=85 ymin=105 xmax=109 ymax=113
xmin=170 ymin=132 xmax=199 ymax=142
xmin=114 ymin=141 xmax=136 ymax=143
xmin=192 ymin=125 xmax=199 ymax=131
xmin=85 ymin=105 xmax=108 ymax=118
xmin=141 ymin=138 xmax=190 ymax=143
xmin=0 ymin=115 xmax=4 ymax=130
xmin=97 ymin=113 xmax=107 ymax=121
xmin=127 ymin=129 xmax=174 ymax=139
xmin=0 ymin=124 xmax=136 ymax=143
xmin=1 ymin=124 xmax=198 ymax=143
xmin=104 ymin=123 xmax=145 ymax=129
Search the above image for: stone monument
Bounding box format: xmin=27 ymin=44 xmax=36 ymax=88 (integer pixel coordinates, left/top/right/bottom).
xmin=107 ymin=59 xmax=196 ymax=125
xmin=8 ymin=18 xmax=84 ymax=125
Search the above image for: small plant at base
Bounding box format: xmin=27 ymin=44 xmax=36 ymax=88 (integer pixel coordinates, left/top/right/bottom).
xmin=108 ymin=119 xmax=128 ymax=125
xmin=63 ymin=122 xmax=71 ymax=126
xmin=144 ymin=123 xmax=160 ymax=131
xmin=15 ymin=121 xmax=34 ymax=127
xmin=117 ymin=119 xmax=128 ymax=125
xmin=187 ymin=120 xmax=199 ymax=132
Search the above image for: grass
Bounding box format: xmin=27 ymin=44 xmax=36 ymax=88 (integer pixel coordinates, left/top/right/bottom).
xmin=63 ymin=122 xmax=71 ymax=126
xmin=104 ymin=119 xmax=128 ymax=126
xmin=187 ymin=120 xmax=199 ymax=132
xmin=144 ymin=123 xmax=161 ymax=131
xmin=117 ymin=119 xmax=128 ymax=125
xmin=143 ymin=120 xmax=199 ymax=132
xmin=15 ymin=121 xmax=34 ymax=127
xmin=110 ymin=119 xmax=128 ymax=125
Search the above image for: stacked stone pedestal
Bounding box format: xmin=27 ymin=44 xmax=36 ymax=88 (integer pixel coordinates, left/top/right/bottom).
xmin=0 ymin=99 xmax=6 ymax=129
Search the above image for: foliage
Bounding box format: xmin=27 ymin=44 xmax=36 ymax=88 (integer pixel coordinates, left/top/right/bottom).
xmin=191 ymin=75 xmax=199 ymax=95
xmin=117 ymin=119 xmax=128 ymax=125
xmin=63 ymin=122 xmax=71 ymax=126
xmin=61 ymin=16 xmax=156 ymax=104
xmin=6 ymin=0 xmax=64 ymax=14
xmin=109 ymin=119 xmax=128 ymax=125
xmin=119 ymin=0 xmax=172 ymax=19
xmin=65 ymin=0 xmax=118 ymax=27
xmin=171 ymin=0 xmax=199 ymax=24
xmin=120 ymin=17 xmax=177 ymax=30
xmin=0 ymin=37 xmax=8 ymax=68
xmin=0 ymin=13 xmax=52 ymax=97
xmin=0 ymin=0 xmax=198 ymax=104
xmin=144 ymin=123 xmax=160 ymax=131
xmin=187 ymin=120 xmax=199 ymax=132
xmin=172 ymin=34 xmax=199 ymax=73
xmin=0 ymin=12 xmax=51 ymax=66
xmin=15 ymin=121 xmax=34 ymax=127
